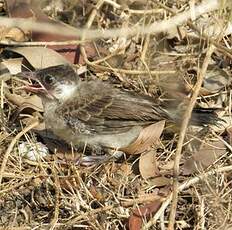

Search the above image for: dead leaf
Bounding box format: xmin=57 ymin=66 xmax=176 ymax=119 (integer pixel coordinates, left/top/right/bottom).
xmin=159 ymin=160 xmax=174 ymax=171
xmin=121 ymin=120 xmax=165 ymax=155
xmin=7 ymin=47 xmax=70 ymax=69
xmin=5 ymin=92 xmax=43 ymax=112
xmin=0 ymin=26 xmax=29 ymax=42
xmin=20 ymin=95 xmax=44 ymax=112
xmin=89 ymin=186 xmax=105 ymax=202
xmin=185 ymin=65 xmax=230 ymax=96
xmin=128 ymin=214 xmax=142 ymax=230
xmin=132 ymin=200 xmax=162 ymax=217
xmin=183 ymin=140 xmax=226 ymax=175
xmin=128 ymin=200 xmax=162 ymax=230
xmin=5 ymin=27 xmax=28 ymax=41
xmin=5 ymin=0 xmax=97 ymax=64
xmin=202 ymin=65 xmax=230 ymax=93
xmin=121 ymin=193 xmax=163 ymax=207
xmin=149 ymin=176 xmax=172 ymax=187
xmin=1 ymin=58 xmax=23 ymax=74
xmin=139 ymin=150 xmax=159 ymax=179
xmin=25 ymin=119 xmax=45 ymax=131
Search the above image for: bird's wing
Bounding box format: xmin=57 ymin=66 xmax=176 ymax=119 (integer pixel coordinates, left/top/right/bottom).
xmin=56 ymin=81 xmax=168 ymax=134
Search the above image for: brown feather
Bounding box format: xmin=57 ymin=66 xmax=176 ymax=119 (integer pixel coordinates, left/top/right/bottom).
xmin=55 ymin=80 xmax=168 ymax=134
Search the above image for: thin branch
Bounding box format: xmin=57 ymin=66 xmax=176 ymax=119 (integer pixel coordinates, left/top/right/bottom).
xmin=0 ymin=119 xmax=39 ymax=185
xmin=50 ymin=164 xmax=61 ymax=229
xmin=0 ymin=0 xmax=221 ymax=40
xmin=167 ymin=44 xmax=215 ymax=230
xmin=79 ymin=0 xmax=105 ymax=64
xmin=143 ymin=165 xmax=232 ymax=229
xmin=0 ymin=40 xmax=84 ymax=46
xmin=154 ymin=0 xmax=232 ymax=60
xmin=85 ymin=63 xmax=176 ymax=75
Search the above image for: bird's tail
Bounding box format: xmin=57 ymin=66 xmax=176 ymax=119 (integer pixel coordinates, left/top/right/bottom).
xmin=162 ymin=106 xmax=220 ymax=126
xmin=190 ymin=108 xmax=221 ymax=126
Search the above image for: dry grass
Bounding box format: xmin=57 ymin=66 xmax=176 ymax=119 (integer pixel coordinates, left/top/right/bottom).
xmin=0 ymin=0 xmax=232 ymax=229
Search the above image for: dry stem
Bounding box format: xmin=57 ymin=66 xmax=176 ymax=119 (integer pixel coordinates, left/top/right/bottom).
xmin=0 ymin=119 xmax=39 ymax=185
xmin=167 ymin=44 xmax=215 ymax=230
xmin=143 ymin=165 xmax=232 ymax=229
xmin=0 ymin=0 xmax=222 ymax=41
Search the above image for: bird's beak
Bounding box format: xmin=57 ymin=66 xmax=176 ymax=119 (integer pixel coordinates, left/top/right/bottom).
xmin=17 ymin=71 xmax=47 ymax=94
xmin=17 ymin=71 xmax=56 ymax=100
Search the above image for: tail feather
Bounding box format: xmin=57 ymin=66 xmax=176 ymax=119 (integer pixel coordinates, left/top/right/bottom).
xmin=190 ymin=108 xmax=221 ymax=126
xmin=163 ymin=106 xmax=221 ymax=126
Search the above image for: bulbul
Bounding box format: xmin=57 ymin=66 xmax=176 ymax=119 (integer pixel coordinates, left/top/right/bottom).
xmin=22 ymin=64 xmax=217 ymax=154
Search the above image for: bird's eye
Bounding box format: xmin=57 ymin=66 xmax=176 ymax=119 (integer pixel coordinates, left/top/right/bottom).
xmin=44 ymin=74 xmax=56 ymax=85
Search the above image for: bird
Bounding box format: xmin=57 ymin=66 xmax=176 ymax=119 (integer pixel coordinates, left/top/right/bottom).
xmin=21 ymin=64 xmax=218 ymax=155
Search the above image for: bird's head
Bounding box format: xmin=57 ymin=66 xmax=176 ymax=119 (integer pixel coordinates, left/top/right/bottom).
xmin=22 ymin=65 xmax=79 ymax=102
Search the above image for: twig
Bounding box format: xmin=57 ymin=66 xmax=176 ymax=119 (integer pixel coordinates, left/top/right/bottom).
xmin=0 ymin=178 xmax=32 ymax=195
xmin=143 ymin=165 xmax=232 ymax=229
xmin=167 ymin=44 xmax=215 ymax=230
xmin=0 ymin=40 xmax=84 ymax=46
xmin=79 ymin=0 xmax=105 ymax=64
xmin=120 ymin=194 xmax=164 ymax=207
xmin=91 ymin=52 xmax=120 ymax=65
xmin=195 ymin=189 xmax=206 ymax=230
xmin=154 ymin=0 xmax=232 ymax=60
xmin=50 ymin=164 xmax=61 ymax=229
xmin=66 ymin=205 xmax=114 ymax=226
xmin=79 ymin=2 xmax=176 ymax=76
xmin=0 ymin=119 xmax=39 ymax=184
xmin=0 ymin=0 xmax=222 ymax=40
xmin=88 ymin=63 xmax=176 ymax=75
xmin=187 ymin=22 xmax=232 ymax=59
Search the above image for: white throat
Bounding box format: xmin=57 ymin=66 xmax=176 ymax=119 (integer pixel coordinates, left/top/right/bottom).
xmin=54 ymin=84 xmax=77 ymax=101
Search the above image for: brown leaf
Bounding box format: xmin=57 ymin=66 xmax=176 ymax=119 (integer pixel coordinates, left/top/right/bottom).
xmin=128 ymin=215 xmax=142 ymax=230
xmin=5 ymin=0 xmax=97 ymax=64
xmin=5 ymin=27 xmax=28 ymax=41
xmin=89 ymin=186 xmax=105 ymax=202
xmin=5 ymin=92 xmax=43 ymax=112
xmin=1 ymin=58 xmax=23 ymax=74
xmin=121 ymin=120 xmax=165 ymax=155
xmin=202 ymin=65 xmax=230 ymax=93
xmin=121 ymin=194 xmax=163 ymax=207
xmin=139 ymin=150 xmax=159 ymax=179
xmin=128 ymin=200 xmax=162 ymax=230
xmin=7 ymin=47 xmax=70 ymax=69
xmin=149 ymin=176 xmax=172 ymax=187
xmin=183 ymin=140 xmax=226 ymax=175
xmin=20 ymin=116 xmax=42 ymax=131
xmin=0 ymin=26 xmax=28 ymax=42
xmin=132 ymin=201 xmax=162 ymax=217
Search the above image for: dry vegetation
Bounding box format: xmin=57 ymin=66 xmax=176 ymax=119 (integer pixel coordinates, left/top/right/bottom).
xmin=0 ymin=0 xmax=232 ymax=229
